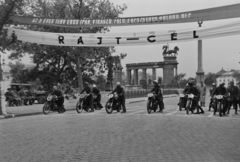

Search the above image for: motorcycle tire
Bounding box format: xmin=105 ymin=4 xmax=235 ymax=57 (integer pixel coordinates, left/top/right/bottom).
xmin=186 ymin=100 xmax=191 ymax=115
xmin=117 ymin=105 xmax=121 ymax=112
xmin=179 ymin=100 xmax=182 ymax=111
xmin=218 ymin=102 xmax=222 ymax=117
xmin=147 ymin=101 xmax=152 ymax=114
xmin=58 ymin=106 xmax=65 ymax=114
xmin=43 ymin=103 xmax=51 ymax=115
xmin=105 ymin=101 xmax=113 ymax=114
xmin=76 ymin=101 xmax=83 ymax=113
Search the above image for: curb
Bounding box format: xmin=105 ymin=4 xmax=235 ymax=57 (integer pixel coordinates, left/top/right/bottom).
xmin=1 ymin=95 xmax=178 ymax=119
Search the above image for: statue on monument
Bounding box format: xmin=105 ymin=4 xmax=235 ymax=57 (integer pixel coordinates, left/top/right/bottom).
xmin=162 ymin=44 xmax=179 ymax=57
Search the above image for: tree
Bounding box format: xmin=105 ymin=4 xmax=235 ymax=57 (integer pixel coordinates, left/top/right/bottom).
xmin=0 ymin=0 xmax=26 ymax=52
xmin=7 ymin=0 xmax=127 ymax=91
xmin=168 ymin=73 xmax=186 ymax=88
xmin=233 ymin=71 xmax=240 ymax=84
xmin=204 ymin=72 xmax=217 ymax=86
xmin=8 ymin=61 xmax=25 ymax=83
xmin=95 ymin=74 xmax=106 ymax=90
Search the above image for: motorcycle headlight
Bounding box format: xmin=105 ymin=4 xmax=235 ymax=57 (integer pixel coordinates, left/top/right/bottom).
xmin=188 ymin=94 xmax=194 ymax=98
xmin=108 ymin=94 xmax=113 ymax=98
xmin=180 ymin=94 xmax=184 ymax=97
xmin=216 ymin=95 xmax=223 ymax=99
xmin=147 ymin=93 xmax=153 ymax=97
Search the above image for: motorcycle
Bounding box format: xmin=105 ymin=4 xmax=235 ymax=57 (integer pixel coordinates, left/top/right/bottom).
xmin=105 ymin=92 xmax=122 ymax=114
xmin=76 ymin=94 xmax=92 ymax=113
xmin=185 ymin=93 xmax=196 ymax=115
xmin=214 ymin=95 xmax=227 ymax=117
xmin=147 ymin=93 xmax=159 ymax=114
xmin=178 ymin=93 xmax=187 ymax=111
xmin=42 ymin=94 xmax=65 ymax=115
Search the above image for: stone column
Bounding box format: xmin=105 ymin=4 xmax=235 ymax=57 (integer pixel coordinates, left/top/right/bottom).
xmin=175 ymin=67 xmax=178 ymax=77
xmin=142 ymin=68 xmax=147 ymax=81
xmin=127 ymin=69 xmax=132 ymax=85
xmin=134 ymin=69 xmax=138 ymax=85
xmin=196 ymin=40 xmax=205 ymax=84
xmin=152 ymin=68 xmax=156 ymax=81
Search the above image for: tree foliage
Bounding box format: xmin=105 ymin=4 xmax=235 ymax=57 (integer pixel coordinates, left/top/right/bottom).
xmin=6 ymin=0 xmax=127 ymax=89
xmin=204 ymin=72 xmax=217 ymax=86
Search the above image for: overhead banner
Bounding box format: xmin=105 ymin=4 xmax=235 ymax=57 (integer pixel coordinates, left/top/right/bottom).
xmin=8 ymin=20 xmax=240 ymax=47
xmin=12 ymin=3 xmax=240 ymax=28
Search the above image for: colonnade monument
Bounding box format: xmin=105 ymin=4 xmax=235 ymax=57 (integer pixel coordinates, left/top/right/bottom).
xmin=125 ymin=45 xmax=179 ymax=90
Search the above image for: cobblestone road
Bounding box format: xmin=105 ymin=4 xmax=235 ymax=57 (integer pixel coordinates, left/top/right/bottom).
xmin=1 ymin=97 xmax=240 ymax=162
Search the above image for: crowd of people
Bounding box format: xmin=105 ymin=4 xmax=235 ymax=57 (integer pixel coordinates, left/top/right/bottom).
xmin=209 ymin=81 xmax=239 ymax=115
xmin=181 ymin=80 xmax=240 ymax=115
xmin=4 ymin=87 xmax=35 ymax=107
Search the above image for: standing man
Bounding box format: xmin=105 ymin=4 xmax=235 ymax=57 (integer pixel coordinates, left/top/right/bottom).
xmin=112 ymin=82 xmax=126 ymax=113
xmin=227 ymin=81 xmax=239 ymax=115
xmin=209 ymin=83 xmax=217 ymax=111
xmin=199 ymin=81 xmax=207 ymax=107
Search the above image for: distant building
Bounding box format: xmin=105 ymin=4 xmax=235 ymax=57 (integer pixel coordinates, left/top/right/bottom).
xmin=216 ymin=68 xmax=239 ymax=86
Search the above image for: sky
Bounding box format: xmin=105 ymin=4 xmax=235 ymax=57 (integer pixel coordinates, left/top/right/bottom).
xmin=4 ymin=0 xmax=240 ymax=79
xmin=107 ymin=0 xmax=240 ymax=78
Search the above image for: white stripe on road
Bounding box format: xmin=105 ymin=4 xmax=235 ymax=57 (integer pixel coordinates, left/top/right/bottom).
xmin=165 ymin=110 xmax=178 ymax=115
xmin=208 ymin=112 xmax=213 ymax=117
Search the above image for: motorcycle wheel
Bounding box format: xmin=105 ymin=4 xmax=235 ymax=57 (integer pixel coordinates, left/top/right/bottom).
xmin=218 ymin=102 xmax=222 ymax=117
xmin=186 ymin=100 xmax=191 ymax=115
xmin=43 ymin=103 xmax=51 ymax=115
xmin=76 ymin=101 xmax=83 ymax=113
xmin=105 ymin=101 xmax=113 ymax=114
xmin=179 ymin=99 xmax=182 ymax=111
xmin=117 ymin=104 xmax=121 ymax=112
xmin=147 ymin=100 xmax=152 ymax=114
xmin=58 ymin=106 xmax=65 ymax=114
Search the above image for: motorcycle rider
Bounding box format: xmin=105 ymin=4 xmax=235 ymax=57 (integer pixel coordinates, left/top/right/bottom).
xmin=178 ymin=83 xmax=190 ymax=107
xmin=227 ymin=81 xmax=239 ymax=115
xmin=151 ymin=80 xmax=164 ymax=112
xmin=212 ymin=82 xmax=228 ymax=115
xmin=111 ymin=82 xmax=127 ymax=113
xmin=51 ymin=86 xmax=66 ymax=112
xmin=187 ymin=82 xmax=204 ymax=114
xmin=80 ymin=82 xmax=94 ymax=112
xmin=209 ymin=83 xmax=217 ymax=111
xmin=92 ymin=84 xmax=103 ymax=109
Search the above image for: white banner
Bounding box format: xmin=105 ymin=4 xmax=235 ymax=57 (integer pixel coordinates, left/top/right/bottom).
xmin=8 ymin=20 xmax=240 ymax=47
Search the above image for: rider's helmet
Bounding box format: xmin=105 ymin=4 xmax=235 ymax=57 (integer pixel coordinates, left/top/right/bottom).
xmin=92 ymin=84 xmax=96 ymax=88
xmin=53 ymin=86 xmax=57 ymax=89
xmin=153 ymin=80 xmax=158 ymax=86
xmin=188 ymin=82 xmax=194 ymax=87
xmin=212 ymin=83 xmax=216 ymax=87
xmin=220 ymin=83 xmax=225 ymax=87
xmin=117 ymin=82 xmax=121 ymax=87
xmin=84 ymin=82 xmax=89 ymax=87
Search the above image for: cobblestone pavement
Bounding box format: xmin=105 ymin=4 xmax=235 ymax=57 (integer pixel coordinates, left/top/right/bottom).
xmin=1 ymin=97 xmax=240 ymax=162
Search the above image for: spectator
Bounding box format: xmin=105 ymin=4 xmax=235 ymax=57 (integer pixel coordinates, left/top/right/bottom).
xmin=11 ymin=87 xmax=21 ymax=106
xmin=5 ymin=88 xmax=14 ymax=106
